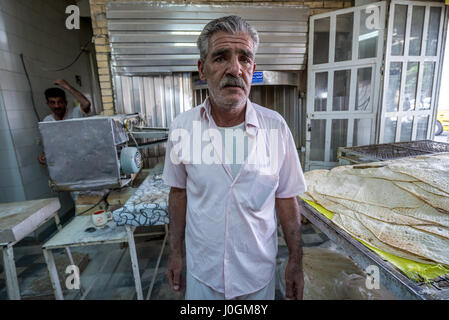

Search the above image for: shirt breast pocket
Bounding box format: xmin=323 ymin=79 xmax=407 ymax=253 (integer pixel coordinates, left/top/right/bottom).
xmin=244 ymin=171 xmax=279 ymax=212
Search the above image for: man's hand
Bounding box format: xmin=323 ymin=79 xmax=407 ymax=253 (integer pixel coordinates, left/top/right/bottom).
xmin=284 ymin=257 xmax=304 ymax=300
xmin=38 ymin=152 xmax=46 ymax=166
xmin=54 ymin=79 xmax=91 ymax=114
xmin=54 ymin=79 xmax=70 ymax=89
xmin=166 ymin=187 xmax=187 ymax=293
xmin=165 ymin=251 xmax=185 ymax=292
xmin=276 ymin=197 xmax=304 ymax=300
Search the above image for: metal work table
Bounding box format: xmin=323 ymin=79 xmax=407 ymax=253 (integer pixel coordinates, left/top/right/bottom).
xmin=0 ymin=198 xmax=63 ymax=300
xmin=42 ymin=165 xmax=169 ymax=300
xmin=299 ymin=198 xmax=449 ymax=300
xmin=42 ymin=216 xmax=142 ymax=300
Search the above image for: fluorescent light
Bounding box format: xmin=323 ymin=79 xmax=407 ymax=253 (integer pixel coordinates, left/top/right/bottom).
xmin=359 ymin=31 xmax=379 ymax=42
xmin=173 ymin=43 xmax=196 ymax=47
xmin=171 ymin=32 xmax=201 ymax=35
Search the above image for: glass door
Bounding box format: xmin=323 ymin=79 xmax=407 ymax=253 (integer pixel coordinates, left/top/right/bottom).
xmin=306 ymin=2 xmax=386 ymax=170
xmin=379 ymin=1 xmax=445 ymax=143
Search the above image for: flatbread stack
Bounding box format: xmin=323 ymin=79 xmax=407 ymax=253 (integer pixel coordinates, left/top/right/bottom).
xmin=301 ymin=153 xmax=449 ymax=267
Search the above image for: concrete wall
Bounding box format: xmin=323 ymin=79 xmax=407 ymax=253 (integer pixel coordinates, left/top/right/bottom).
xmin=89 ymin=0 xmax=354 ymax=116
xmin=0 ymin=0 xmax=98 ymax=207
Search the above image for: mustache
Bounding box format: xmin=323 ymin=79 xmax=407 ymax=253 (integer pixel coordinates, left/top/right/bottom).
xmin=219 ymin=76 xmax=246 ymax=91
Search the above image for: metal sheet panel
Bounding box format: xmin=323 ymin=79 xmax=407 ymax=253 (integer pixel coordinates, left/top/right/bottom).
xmin=114 ymin=73 xmax=193 ymax=128
xmin=39 ymin=117 xmax=130 ymax=191
xmin=106 ymin=2 xmax=309 ymax=74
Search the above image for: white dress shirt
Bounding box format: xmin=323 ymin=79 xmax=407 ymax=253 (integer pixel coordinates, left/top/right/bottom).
xmin=163 ymin=98 xmax=307 ymax=299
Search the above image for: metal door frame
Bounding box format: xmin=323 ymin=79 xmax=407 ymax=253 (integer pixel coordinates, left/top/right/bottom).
xmin=306 ymin=1 xmax=386 ymax=170
xmin=379 ymin=0 xmax=446 ymax=143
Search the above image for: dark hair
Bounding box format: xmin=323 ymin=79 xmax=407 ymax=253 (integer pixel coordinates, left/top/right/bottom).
xmin=45 ymin=88 xmax=66 ymax=102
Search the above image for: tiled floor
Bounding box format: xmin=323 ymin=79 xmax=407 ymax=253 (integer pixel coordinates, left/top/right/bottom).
xmin=0 ymin=222 xmax=338 ymax=300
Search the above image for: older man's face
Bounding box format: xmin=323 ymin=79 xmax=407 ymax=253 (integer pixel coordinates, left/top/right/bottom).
xmin=198 ymin=31 xmax=256 ymax=110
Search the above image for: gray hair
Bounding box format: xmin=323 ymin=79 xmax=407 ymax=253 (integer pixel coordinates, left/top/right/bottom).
xmin=197 ymin=15 xmax=259 ymax=62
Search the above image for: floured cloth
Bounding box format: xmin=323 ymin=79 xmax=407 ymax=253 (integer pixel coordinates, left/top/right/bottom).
xmin=113 ymin=173 xmax=170 ymax=226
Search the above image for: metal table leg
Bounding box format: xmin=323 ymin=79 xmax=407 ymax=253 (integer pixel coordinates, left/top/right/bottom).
xmin=146 ymin=224 xmax=168 ymax=300
xmin=53 ymin=214 xmax=75 ymax=267
xmin=43 ymin=248 xmax=64 ymax=300
xmin=2 ymin=245 xmax=20 ymax=300
xmin=126 ymin=226 xmax=143 ymax=300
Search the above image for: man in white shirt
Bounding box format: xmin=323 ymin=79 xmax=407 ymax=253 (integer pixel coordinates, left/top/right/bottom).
xmin=163 ymin=16 xmax=307 ymax=300
xmin=38 ymin=79 xmax=90 ymax=164
xmin=42 ymin=79 xmax=90 ymax=121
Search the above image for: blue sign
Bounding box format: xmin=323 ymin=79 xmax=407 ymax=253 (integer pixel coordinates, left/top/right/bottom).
xmin=252 ymin=71 xmax=263 ymax=84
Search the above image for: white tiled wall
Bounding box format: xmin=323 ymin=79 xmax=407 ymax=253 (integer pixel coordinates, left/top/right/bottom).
xmin=0 ymin=0 xmax=98 ymax=205
xmin=0 ymin=90 xmax=25 ymax=202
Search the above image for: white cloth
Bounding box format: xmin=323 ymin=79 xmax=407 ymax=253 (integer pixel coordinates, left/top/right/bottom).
xmin=163 ymin=97 xmax=306 ymax=299
xmin=185 ymin=270 xmax=275 ymax=300
xmin=43 ymin=105 xmax=86 ymax=122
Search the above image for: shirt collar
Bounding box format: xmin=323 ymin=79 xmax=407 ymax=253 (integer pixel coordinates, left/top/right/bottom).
xmin=200 ymin=97 xmax=259 ymax=136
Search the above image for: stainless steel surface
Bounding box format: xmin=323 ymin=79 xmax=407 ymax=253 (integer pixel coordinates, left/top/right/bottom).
xmin=130 ymin=131 xmax=168 ymax=140
xmin=114 ymin=74 xmax=193 ymax=128
xmin=39 ymin=116 xmax=136 ymax=191
xmin=106 ymin=2 xmax=309 ymax=74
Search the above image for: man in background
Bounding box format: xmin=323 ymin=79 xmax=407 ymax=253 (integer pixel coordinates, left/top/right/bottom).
xmin=38 ymin=78 xmax=91 ymax=165
xmin=43 ymin=78 xmax=91 ymax=122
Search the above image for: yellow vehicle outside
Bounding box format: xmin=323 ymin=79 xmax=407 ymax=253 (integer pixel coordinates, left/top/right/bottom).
xmin=435 ymin=110 xmax=449 ymax=135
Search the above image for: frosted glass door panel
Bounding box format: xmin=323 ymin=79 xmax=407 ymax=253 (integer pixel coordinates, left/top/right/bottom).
xmin=314 ymin=72 xmax=328 ymax=112
xmin=356 ymin=67 xmax=372 ymax=111
xmin=353 ymin=118 xmax=372 ymax=146
xmin=386 ymin=62 xmax=402 ymax=112
xmin=403 ymin=62 xmax=418 ymax=111
xmin=409 ymin=6 xmax=425 ymax=56
xmin=333 ymin=70 xmax=351 ymax=111
xmin=416 ymin=116 xmax=429 ymax=140
xmin=400 ymin=116 xmax=413 ymax=142
xmin=383 ymin=117 xmax=397 ymax=143
xmin=330 ymin=119 xmax=348 ymax=162
xmin=391 ymin=5 xmax=407 ymax=56
xmin=426 ymin=7 xmax=441 ymax=56
xmin=335 ymin=13 xmax=354 ymax=62
xmin=359 ymin=9 xmax=379 ymax=59
xmin=313 ymin=18 xmax=330 ymax=65
xmin=310 ymin=120 xmax=326 ymax=161
xmin=419 ymin=62 xmax=435 ymax=110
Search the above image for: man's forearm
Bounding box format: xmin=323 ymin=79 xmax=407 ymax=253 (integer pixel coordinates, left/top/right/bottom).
xmin=276 ymin=197 xmax=303 ymax=266
xmin=62 ymin=83 xmax=91 ymax=113
xmin=168 ymin=187 xmax=187 ymax=254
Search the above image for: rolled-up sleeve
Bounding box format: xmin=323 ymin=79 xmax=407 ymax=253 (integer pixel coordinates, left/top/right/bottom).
xmin=162 ymin=126 xmax=187 ymax=189
xmin=275 ymin=122 xmax=307 ymax=198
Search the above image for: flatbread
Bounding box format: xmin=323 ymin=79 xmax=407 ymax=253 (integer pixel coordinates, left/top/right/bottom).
xmin=393 ymin=181 xmax=449 ymax=214
xmin=389 ymin=155 xmax=449 ymax=194
xmin=303 ymin=154 xmax=449 ymax=266
xmin=331 ymin=213 xmax=433 ymax=264
xmin=304 ymin=190 xmax=433 ymax=264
